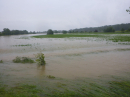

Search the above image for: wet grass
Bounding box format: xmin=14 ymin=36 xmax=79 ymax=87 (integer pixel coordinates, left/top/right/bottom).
xmin=0 ymin=84 xmax=40 ymax=97
xmin=13 ymin=56 xmax=34 ymax=63
xmin=0 ymin=79 xmax=130 ymax=97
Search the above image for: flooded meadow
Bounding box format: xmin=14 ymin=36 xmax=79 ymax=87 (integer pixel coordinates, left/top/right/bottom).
xmin=0 ymin=34 xmax=130 ymax=96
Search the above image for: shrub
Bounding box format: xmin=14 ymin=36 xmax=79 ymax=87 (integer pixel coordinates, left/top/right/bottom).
xmin=13 ymin=56 xmax=34 ymax=63
xmin=13 ymin=56 xmax=21 ymax=63
xmin=35 ymin=53 xmax=46 ymax=65
xmin=0 ymin=60 xmax=3 ymax=63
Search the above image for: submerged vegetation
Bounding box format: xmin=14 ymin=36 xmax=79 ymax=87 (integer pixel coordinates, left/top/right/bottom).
xmin=13 ymin=56 xmax=34 ymax=63
xmin=109 ymin=35 xmax=130 ymax=42
xmin=12 ymin=44 xmax=32 ymax=47
xmin=0 ymin=60 xmax=3 ymax=63
xmin=32 ymin=33 xmax=130 ymax=43
xmin=35 ymin=53 xmax=46 ymax=65
xmin=46 ymin=75 xmax=55 ymax=79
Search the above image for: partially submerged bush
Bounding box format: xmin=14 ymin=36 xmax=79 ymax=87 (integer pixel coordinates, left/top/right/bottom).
xmin=13 ymin=56 xmax=34 ymax=63
xmin=47 ymin=75 xmax=55 ymax=79
xmin=0 ymin=60 xmax=3 ymax=63
xmin=35 ymin=53 xmax=46 ymax=65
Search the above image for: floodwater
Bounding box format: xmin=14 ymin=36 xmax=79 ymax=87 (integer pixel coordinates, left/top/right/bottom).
xmin=0 ymin=34 xmax=130 ymax=83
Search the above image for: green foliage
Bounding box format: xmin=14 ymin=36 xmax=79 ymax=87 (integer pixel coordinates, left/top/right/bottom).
xmin=0 ymin=60 xmax=3 ymax=63
xmin=13 ymin=56 xmax=34 ymax=63
xmin=126 ymin=7 xmax=130 ymax=14
xmin=104 ymin=27 xmax=115 ymax=32
xmin=35 ymin=53 xmax=46 ymax=65
xmin=47 ymin=29 xmax=53 ymax=35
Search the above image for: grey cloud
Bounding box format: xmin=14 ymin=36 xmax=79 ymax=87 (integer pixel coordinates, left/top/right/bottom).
xmin=0 ymin=0 xmax=130 ymax=31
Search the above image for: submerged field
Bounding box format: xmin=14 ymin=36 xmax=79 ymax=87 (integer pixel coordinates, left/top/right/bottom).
xmin=0 ymin=33 xmax=130 ymax=96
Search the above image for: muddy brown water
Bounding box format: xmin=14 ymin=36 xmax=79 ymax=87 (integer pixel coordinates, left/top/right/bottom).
xmin=0 ymin=34 xmax=130 ymax=84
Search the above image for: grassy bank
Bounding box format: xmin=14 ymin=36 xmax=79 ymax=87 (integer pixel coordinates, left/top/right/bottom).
xmin=0 ymin=78 xmax=130 ymax=97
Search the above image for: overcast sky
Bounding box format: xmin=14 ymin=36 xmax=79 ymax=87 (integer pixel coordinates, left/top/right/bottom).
xmin=0 ymin=0 xmax=130 ymax=31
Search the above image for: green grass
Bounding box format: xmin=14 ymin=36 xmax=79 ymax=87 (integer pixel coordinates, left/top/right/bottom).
xmin=32 ymin=34 xmax=130 ymax=44
xmin=0 ymin=79 xmax=130 ymax=97
xmin=47 ymin=80 xmax=130 ymax=97
xmin=109 ymin=81 xmax=130 ymax=97
xmin=0 ymin=84 xmax=40 ymax=97
xmin=13 ymin=56 xmax=34 ymax=63
xmin=32 ymin=34 xmax=103 ymax=38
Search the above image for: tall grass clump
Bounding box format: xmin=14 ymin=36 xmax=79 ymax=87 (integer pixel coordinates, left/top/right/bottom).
xmin=35 ymin=53 xmax=46 ymax=65
xmin=13 ymin=56 xmax=34 ymax=63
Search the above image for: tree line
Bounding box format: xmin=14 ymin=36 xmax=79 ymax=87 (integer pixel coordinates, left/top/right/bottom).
xmin=0 ymin=28 xmax=29 ymax=35
xmin=0 ymin=28 xmax=37 ymax=36
xmin=70 ymin=23 xmax=130 ymax=33
xmin=1 ymin=23 xmax=130 ymax=36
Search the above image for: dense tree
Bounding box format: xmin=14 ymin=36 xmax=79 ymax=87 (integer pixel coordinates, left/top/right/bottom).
xmin=71 ymin=23 xmax=130 ymax=32
xmin=121 ymin=28 xmax=125 ymax=32
xmin=47 ymin=29 xmax=53 ymax=35
xmin=94 ymin=30 xmax=98 ymax=32
xmin=104 ymin=27 xmax=115 ymax=32
xmin=128 ymin=28 xmax=130 ymax=31
xmin=53 ymin=30 xmax=59 ymax=33
xmin=1 ymin=28 xmax=28 ymax=35
xmin=2 ymin=28 xmax=11 ymax=35
xmin=62 ymin=30 xmax=67 ymax=34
